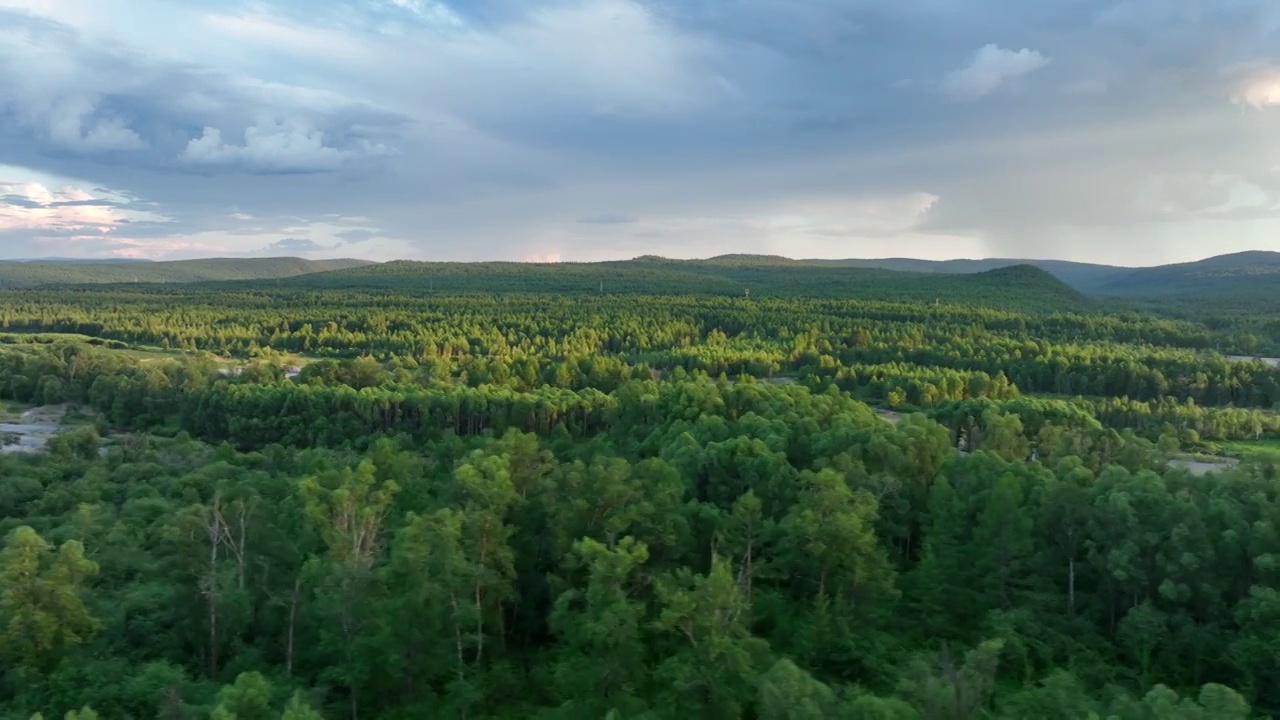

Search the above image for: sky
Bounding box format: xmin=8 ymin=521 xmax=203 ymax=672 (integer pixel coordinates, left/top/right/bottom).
xmin=1 ymin=0 xmax=1278 ymax=265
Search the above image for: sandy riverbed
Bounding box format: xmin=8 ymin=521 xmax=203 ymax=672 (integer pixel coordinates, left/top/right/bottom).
xmin=1169 ymin=457 xmax=1240 ymax=476
xmin=0 ymin=404 xmax=69 ymax=454
xmin=1226 ymin=356 xmax=1280 ymax=367
xmin=873 ymin=408 xmax=903 ymax=424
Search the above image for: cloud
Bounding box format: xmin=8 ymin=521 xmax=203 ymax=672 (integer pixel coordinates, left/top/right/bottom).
xmin=524 ymin=250 xmax=562 ymax=263
xmin=384 ymin=0 xmax=464 ymax=27
xmin=1 ymin=194 xmax=45 ymax=209
xmin=577 ymin=213 xmax=637 ymax=225
xmin=38 ymin=96 xmax=147 ymax=152
xmin=184 ymin=122 xmax=356 ymax=173
xmin=0 ymin=10 xmax=404 ymax=174
xmin=0 ymin=173 xmax=183 ymax=259
xmin=48 ymin=198 xmax=122 ymax=207
xmin=0 ymin=175 xmax=164 ymax=239
xmin=261 ymin=237 xmax=335 ymax=254
xmin=1063 ymin=79 xmax=1108 ymax=95
xmin=335 ymin=228 xmax=382 ymax=243
xmin=177 ymin=117 xmax=395 ymax=173
xmin=943 ymin=44 xmax=1050 ymax=100
xmin=785 ymin=192 xmax=941 ymax=238
xmin=0 ymin=21 xmax=146 ymax=153
xmin=1 ymin=1 xmax=1279 ymax=266
xmin=1230 ymin=65 xmax=1280 ymax=108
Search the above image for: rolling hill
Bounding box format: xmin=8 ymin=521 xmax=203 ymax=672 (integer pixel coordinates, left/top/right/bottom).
xmin=792 ymin=252 xmax=1280 ymax=300
xmin=794 ymin=257 xmax=1131 ymax=293
xmin=1088 ymin=251 xmax=1280 ymax=299
xmin=271 ymin=255 xmax=1088 ymax=311
xmin=0 ymin=257 xmax=375 ymax=288
xmin=9 ymin=257 xmax=150 ymax=264
xmin=10 ymin=251 xmax=1268 ymax=310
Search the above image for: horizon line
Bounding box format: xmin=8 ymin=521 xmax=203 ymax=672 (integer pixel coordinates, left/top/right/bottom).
xmin=1 ymin=249 xmax=1275 ymax=270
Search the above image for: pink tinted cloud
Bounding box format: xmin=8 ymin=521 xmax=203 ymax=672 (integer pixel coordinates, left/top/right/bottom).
xmin=103 ymin=238 xmax=236 ymax=258
xmin=0 ymin=179 xmax=215 ymax=258
xmin=1228 ymin=64 xmax=1280 ymax=108
xmin=0 ymin=182 xmax=128 ymax=234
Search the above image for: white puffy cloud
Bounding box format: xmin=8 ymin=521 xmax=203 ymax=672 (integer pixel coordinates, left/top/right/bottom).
xmin=0 ymin=22 xmax=146 ymax=152
xmin=182 ymin=121 xmax=387 ymax=173
xmin=0 ymin=11 xmax=402 ymax=176
xmin=943 ymin=44 xmax=1050 ymax=100
xmin=22 ymin=96 xmax=146 ymax=152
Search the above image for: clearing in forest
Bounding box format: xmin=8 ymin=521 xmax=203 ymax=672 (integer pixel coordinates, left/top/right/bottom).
xmin=1168 ymin=455 xmax=1240 ymax=476
xmin=0 ymin=403 xmax=69 ymax=454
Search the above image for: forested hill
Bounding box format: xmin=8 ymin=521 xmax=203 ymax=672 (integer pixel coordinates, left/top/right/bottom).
xmin=792 ymin=251 xmax=1280 ymax=299
xmin=11 ymin=251 xmax=1273 ymax=306
xmin=797 ymin=256 xmax=1128 ymax=292
xmin=0 ymin=257 xmax=373 ymax=288
xmin=273 ymin=256 xmax=1088 ymax=310
xmin=1089 ymin=251 xmax=1280 ymax=299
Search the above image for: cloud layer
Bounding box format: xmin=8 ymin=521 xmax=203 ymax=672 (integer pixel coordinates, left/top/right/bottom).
xmin=0 ymin=0 xmax=1278 ymax=264
xmin=943 ymin=45 xmax=1049 ymax=100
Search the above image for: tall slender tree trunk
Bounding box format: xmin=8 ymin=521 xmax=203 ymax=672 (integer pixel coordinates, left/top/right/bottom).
xmin=205 ymin=515 xmax=222 ymax=678
xmin=474 ymin=580 xmax=484 ymax=665
xmin=234 ymin=502 xmax=249 ymax=591
xmin=475 ymin=540 xmax=487 ymax=665
xmin=286 ymin=574 xmax=302 ymax=677
xmin=341 ymin=600 xmax=359 ymax=720
xmin=450 ymin=591 xmax=465 ymax=682
xmin=1067 ymin=557 xmax=1076 ymax=616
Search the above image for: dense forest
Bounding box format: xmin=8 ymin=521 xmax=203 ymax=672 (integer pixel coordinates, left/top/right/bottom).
xmin=0 ymin=259 xmax=373 ymax=289
xmin=0 ymin=267 xmax=1277 ymax=719
xmin=5 ymin=250 xmax=1277 ymax=302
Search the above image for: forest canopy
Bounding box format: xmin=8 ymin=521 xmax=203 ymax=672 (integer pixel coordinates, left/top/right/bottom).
xmin=0 ymin=267 xmax=1277 ymax=719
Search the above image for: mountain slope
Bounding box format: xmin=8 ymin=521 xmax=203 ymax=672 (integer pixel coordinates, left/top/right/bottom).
xmin=797 ymin=257 xmax=1131 ymax=292
xmin=0 ymin=257 xmax=375 ymax=288
xmin=273 ymin=256 xmax=1087 ymax=311
xmin=11 ymin=257 xmax=151 ymax=264
xmin=1092 ymin=251 xmax=1280 ymax=299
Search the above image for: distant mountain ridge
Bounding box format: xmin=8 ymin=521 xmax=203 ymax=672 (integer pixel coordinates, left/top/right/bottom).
xmin=9 ymin=257 xmax=152 ymax=264
xmin=792 ymin=256 xmax=1128 ymax=292
xmin=1087 ymin=250 xmax=1280 ymax=299
xmin=265 ymin=255 xmax=1087 ymax=311
xmin=0 ymin=257 xmax=374 ymax=288
xmin=694 ymin=252 xmax=1278 ymax=298
xmin=3 ymin=251 xmax=1273 ymax=305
